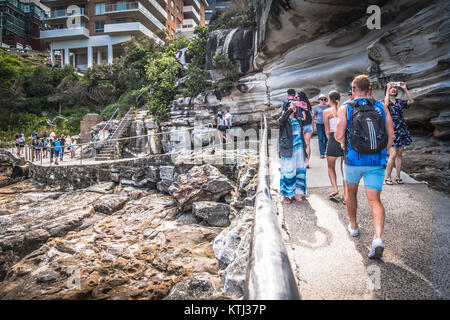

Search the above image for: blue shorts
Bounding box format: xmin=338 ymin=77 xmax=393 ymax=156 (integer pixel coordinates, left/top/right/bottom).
xmin=303 ymin=124 xmax=313 ymax=134
xmin=343 ymin=164 xmax=385 ymax=191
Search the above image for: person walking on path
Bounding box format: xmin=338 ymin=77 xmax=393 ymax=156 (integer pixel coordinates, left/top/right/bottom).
xmin=53 ymin=138 xmax=61 ymax=165
xmin=216 ymin=112 xmax=227 ymax=143
xmin=295 ymin=90 xmax=313 ymax=168
xmin=42 ymin=136 xmax=49 ymax=159
xmin=279 ymin=101 xmax=308 ymax=204
xmin=335 ymin=75 xmax=394 ymax=259
xmin=323 ymin=90 xmax=346 ymax=203
xmin=384 ymin=82 xmax=414 ymax=185
xmin=59 ymin=135 xmax=66 ymax=161
xmin=69 ymin=138 xmax=76 ymax=159
xmin=224 ymin=108 xmax=233 ymax=142
xmin=18 ymin=133 xmax=25 ymax=156
xmin=49 ymin=139 xmax=54 ymax=164
xmin=15 ymin=135 xmax=20 ymax=156
xmin=313 ymin=94 xmax=329 ymax=158
xmin=34 ymin=137 xmax=42 ymax=162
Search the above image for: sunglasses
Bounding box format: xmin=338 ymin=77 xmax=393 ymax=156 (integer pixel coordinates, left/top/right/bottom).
xmin=319 ymin=98 xmax=327 ymax=101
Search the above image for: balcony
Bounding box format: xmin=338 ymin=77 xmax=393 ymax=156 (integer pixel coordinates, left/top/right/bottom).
xmin=139 ymin=0 xmax=167 ymax=22
xmin=181 ymin=18 xmax=198 ymax=32
xmin=104 ymin=2 xmax=166 ymax=34
xmin=183 ymin=5 xmax=201 ymax=24
xmin=104 ymin=22 xmax=164 ymax=45
xmin=43 ymin=8 xmax=89 ymax=23
xmin=40 ymin=27 xmax=89 ymax=41
xmin=41 ymin=0 xmax=88 ymax=6
xmin=184 ymin=0 xmax=202 ymax=11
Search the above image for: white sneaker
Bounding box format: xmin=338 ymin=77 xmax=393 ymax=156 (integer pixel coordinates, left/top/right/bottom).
xmin=368 ymin=238 xmax=384 ymax=259
xmin=347 ymin=224 xmax=359 ymax=237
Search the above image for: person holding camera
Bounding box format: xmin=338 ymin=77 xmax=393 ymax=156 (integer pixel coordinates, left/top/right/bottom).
xmin=279 ymin=101 xmax=308 ymax=204
xmin=295 ymin=90 xmax=313 ymax=168
xmin=383 ymin=82 xmax=414 ymax=185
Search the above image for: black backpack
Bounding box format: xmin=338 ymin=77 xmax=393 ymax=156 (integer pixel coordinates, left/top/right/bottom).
xmin=346 ymin=99 xmax=388 ymax=154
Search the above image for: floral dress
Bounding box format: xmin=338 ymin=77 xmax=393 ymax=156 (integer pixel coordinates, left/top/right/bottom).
xmin=280 ymin=118 xmax=307 ymax=197
xmin=388 ymin=99 xmax=412 ymax=147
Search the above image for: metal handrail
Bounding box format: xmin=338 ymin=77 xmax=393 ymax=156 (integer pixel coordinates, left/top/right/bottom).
xmin=244 ymin=115 xmax=301 ymax=300
xmin=108 ymin=108 xmax=133 ymax=142
xmin=92 ymin=106 xmax=120 ymax=143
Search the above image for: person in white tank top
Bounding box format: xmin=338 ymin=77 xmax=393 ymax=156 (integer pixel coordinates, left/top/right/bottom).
xmin=323 ymin=90 xmax=346 ymax=203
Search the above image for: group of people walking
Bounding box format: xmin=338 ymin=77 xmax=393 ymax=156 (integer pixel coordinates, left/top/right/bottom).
xmin=279 ymin=74 xmax=414 ymax=259
xmin=15 ymin=130 xmax=77 ymax=165
xmin=216 ymin=108 xmax=233 ymax=142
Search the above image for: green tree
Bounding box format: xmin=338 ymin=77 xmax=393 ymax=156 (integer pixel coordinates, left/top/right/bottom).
xmin=146 ymin=54 xmax=181 ymax=122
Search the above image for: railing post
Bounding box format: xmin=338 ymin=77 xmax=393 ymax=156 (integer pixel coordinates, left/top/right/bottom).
xmin=80 ymin=144 xmax=83 ymax=165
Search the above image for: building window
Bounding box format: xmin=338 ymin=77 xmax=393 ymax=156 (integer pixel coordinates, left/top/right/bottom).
xmin=171 ymin=14 xmax=175 ymax=22
xmin=95 ymin=20 xmax=105 ymax=33
xmin=95 ymin=3 xmax=105 ymax=15
xmin=176 ymin=7 xmax=180 ymax=14
xmin=171 ymin=1 xmax=175 ymax=8
xmin=24 ymin=5 xmax=30 ymax=13
xmin=115 ymin=19 xmax=127 ymax=24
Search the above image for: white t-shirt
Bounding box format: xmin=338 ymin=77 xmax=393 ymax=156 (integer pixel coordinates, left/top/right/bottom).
xmin=224 ymin=113 xmax=232 ymax=127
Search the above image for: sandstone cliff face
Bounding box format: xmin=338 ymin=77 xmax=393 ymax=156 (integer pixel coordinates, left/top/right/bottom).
xmin=201 ymin=0 xmax=449 ymax=138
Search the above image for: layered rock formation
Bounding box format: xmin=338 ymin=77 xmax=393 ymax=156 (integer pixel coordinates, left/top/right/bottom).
xmin=0 ymin=156 xmax=258 ymax=299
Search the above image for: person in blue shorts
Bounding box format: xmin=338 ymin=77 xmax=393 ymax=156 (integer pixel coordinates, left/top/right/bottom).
xmin=53 ymin=138 xmax=61 ymax=165
xmin=335 ymin=75 xmax=394 ymax=259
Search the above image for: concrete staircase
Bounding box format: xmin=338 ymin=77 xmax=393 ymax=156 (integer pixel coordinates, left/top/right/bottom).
xmin=95 ymin=109 xmax=134 ymax=161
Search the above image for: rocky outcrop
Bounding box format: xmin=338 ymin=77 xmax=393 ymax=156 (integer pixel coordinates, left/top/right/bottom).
xmin=188 ymin=0 xmax=449 ymax=142
xmin=213 ymin=206 xmax=254 ymax=299
xmin=168 ymin=164 xmax=234 ymax=213
xmin=192 ymin=201 xmax=231 ymax=227
xmin=206 ymin=28 xmax=255 ymax=80
xmin=0 ymin=180 xmax=109 ymax=281
xmin=402 ymin=136 xmax=450 ymax=193
xmin=163 ymin=273 xmax=222 ymax=300
xmin=0 ymin=186 xmax=222 ymax=300
xmin=93 ymin=195 xmax=128 ymax=215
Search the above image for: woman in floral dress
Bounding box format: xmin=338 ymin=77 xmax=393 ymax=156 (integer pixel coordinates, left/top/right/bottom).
xmin=384 ymin=82 xmax=415 ymax=185
xmin=279 ymin=102 xmax=308 ymax=203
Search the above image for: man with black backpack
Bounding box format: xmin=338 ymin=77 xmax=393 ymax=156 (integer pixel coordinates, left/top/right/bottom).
xmin=335 ymin=75 xmax=394 ymax=259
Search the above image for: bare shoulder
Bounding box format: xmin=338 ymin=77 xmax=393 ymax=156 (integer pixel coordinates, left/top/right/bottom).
xmin=337 ymin=105 xmax=347 ymax=117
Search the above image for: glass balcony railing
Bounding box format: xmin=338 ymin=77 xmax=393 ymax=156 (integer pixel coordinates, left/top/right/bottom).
xmin=46 ymin=8 xmax=87 ymax=19
xmin=104 ymin=2 xmax=165 ymax=31
xmin=144 ymin=0 xmax=167 ymax=20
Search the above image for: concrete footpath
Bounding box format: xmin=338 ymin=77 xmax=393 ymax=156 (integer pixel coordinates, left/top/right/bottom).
xmin=269 ymin=137 xmax=449 ymax=299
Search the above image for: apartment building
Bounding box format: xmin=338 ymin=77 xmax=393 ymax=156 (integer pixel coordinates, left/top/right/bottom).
xmin=0 ymin=0 xmax=47 ymax=50
xmin=40 ymin=0 xmax=207 ymax=71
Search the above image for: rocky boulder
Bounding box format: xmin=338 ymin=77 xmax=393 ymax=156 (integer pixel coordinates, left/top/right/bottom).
xmin=163 ymin=273 xmax=222 ymax=300
xmin=168 ymin=165 xmax=234 ymax=212
xmin=213 ymin=206 xmax=254 ymax=299
xmin=192 ymin=201 xmax=231 ymax=227
xmin=93 ymin=195 xmax=128 ymax=215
